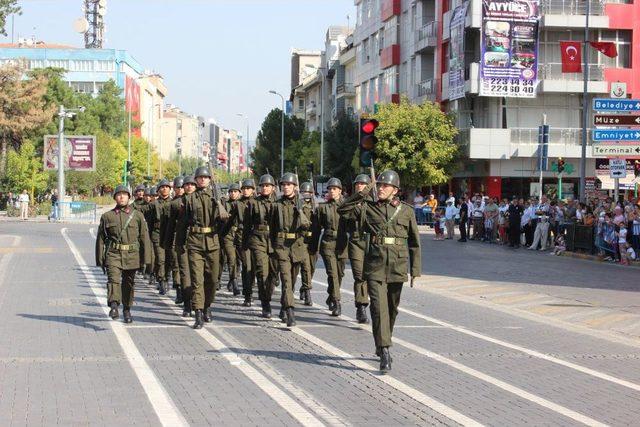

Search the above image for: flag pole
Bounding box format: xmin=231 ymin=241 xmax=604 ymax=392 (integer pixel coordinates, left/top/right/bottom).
xmin=579 ymin=0 xmax=591 ymax=202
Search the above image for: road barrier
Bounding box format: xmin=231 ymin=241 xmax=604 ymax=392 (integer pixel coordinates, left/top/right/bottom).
xmin=565 ymin=223 xmax=594 ymax=253
xmin=53 ymin=201 xmax=97 ymax=224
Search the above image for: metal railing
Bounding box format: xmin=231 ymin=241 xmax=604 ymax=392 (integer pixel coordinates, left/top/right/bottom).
xmin=510 ymin=128 xmax=590 ymax=145
xmin=416 ymin=78 xmax=437 ymax=97
xmin=539 ymin=63 xmax=604 ymax=81
xmin=336 ymin=83 xmax=355 ymax=95
xmin=53 ymin=201 xmax=97 ymax=223
xmin=540 ymin=0 xmax=605 ymax=15
xmin=416 ymin=21 xmax=437 ymax=42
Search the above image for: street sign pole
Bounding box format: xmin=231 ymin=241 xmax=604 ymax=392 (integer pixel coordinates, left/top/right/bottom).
xmin=614 ymin=178 xmax=619 ymax=202
xmin=558 ymin=172 xmax=563 ymax=201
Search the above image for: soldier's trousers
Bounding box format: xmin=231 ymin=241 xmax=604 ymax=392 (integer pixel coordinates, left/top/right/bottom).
xmin=188 ymin=247 xmax=220 ymax=310
xmin=176 ymin=245 xmax=191 ymax=304
xmin=348 ymin=240 xmax=369 ymax=306
xmin=222 ymin=238 xmax=237 ymax=281
xmin=299 ymin=249 xmax=317 ymax=293
xmin=321 ymin=249 xmax=345 ymax=302
xmin=106 ymin=267 xmax=137 ymax=308
xmin=368 ymin=280 xmax=403 ymax=348
xmin=251 ymin=247 xmax=276 ymax=303
xmin=153 ymin=241 xmax=168 ymax=280
xmin=277 ymin=252 xmax=301 ymax=309
xmin=238 ymin=247 xmax=255 ymax=294
xmin=169 ymin=246 xmax=180 ymax=289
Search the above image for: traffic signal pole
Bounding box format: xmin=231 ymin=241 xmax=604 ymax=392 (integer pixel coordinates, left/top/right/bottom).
xmin=558 ymin=172 xmax=562 ymax=201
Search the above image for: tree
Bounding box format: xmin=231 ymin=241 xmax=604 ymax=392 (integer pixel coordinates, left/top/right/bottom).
xmin=4 ymin=141 xmax=48 ymax=202
xmin=372 ymin=98 xmax=459 ymax=189
xmin=286 ymin=130 xmax=320 ymax=180
xmin=0 ymin=63 xmax=55 ymax=175
xmin=251 ymin=108 xmax=305 ymax=176
xmin=0 ymin=0 xmax=20 ymax=36
xmin=325 ymin=115 xmax=358 ymax=184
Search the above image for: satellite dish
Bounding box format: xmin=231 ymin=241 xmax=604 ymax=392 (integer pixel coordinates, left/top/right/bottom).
xmin=98 ymin=0 xmax=107 ymax=7
xmin=73 ymin=17 xmax=89 ymax=34
xmin=98 ymin=6 xmax=107 ymax=16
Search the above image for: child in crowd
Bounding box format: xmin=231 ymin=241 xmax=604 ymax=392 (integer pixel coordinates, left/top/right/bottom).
xmin=498 ymin=211 xmax=508 ymax=245
xmin=618 ymin=222 xmax=630 ymax=265
xmin=552 ymin=234 xmax=566 ymax=256
xmin=433 ymin=208 xmax=445 ymax=241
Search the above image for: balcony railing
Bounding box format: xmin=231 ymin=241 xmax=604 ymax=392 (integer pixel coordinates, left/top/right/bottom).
xmin=416 ymin=79 xmax=436 ymax=97
xmin=336 ymin=83 xmax=355 ymax=95
xmin=510 ymin=128 xmax=590 ymax=145
xmin=416 ymin=21 xmax=437 ymax=42
xmin=540 ymin=0 xmax=605 ymax=15
xmin=306 ymin=101 xmax=317 ymax=116
xmin=539 ymin=63 xmax=604 ymax=81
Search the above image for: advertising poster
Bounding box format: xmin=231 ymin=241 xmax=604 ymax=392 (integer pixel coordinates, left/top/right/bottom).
xmin=449 ymin=2 xmax=469 ymax=101
xmin=480 ymin=0 xmax=540 ymax=98
xmin=125 ymin=75 xmax=141 ymax=137
xmin=44 ymin=135 xmax=96 ymax=171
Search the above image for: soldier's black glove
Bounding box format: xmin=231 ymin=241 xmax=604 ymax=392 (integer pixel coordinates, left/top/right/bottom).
xmin=101 ymin=265 xmax=106 ymax=275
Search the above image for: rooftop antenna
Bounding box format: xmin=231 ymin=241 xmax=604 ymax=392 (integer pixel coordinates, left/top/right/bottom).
xmin=83 ymin=0 xmax=106 ymax=48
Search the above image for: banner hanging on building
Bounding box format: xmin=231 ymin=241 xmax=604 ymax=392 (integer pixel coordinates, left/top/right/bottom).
xmin=43 ymin=135 xmax=96 ymax=171
xmin=449 ymin=1 xmax=469 ymax=101
xmin=479 ymin=0 xmax=540 ymax=98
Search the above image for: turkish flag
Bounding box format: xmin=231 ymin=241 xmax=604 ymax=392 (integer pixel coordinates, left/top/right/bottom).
xmin=589 ymin=41 xmax=618 ymax=58
xmin=560 ymin=41 xmax=582 ymax=73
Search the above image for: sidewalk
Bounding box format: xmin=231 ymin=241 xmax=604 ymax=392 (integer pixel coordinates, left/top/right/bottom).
xmin=560 ymin=250 xmax=640 ymax=268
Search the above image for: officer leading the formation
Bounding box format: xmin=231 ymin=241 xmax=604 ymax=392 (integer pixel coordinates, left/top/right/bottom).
xmin=338 ymin=170 xmax=421 ymax=372
xmin=96 ymin=185 xmax=152 ymax=323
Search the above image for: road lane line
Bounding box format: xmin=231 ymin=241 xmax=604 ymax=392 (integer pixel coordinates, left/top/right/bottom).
xmin=314 ymin=276 xmax=640 ymax=393
xmin=89 ymin=227 xmax=97 ymax=239
xmin=61 ymin=228 xmax=189 ymax=427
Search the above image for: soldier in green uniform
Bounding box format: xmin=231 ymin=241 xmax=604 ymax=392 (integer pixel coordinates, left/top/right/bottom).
xmin=151 ymin=179 xmax=173 ymax=295
xmin=143 ymin=186 xmax=157 ymax=283
xmin=313 ymin=178 xmax=348 ymax=317
xmin=243 ymin=174 xmax=277 ymax=314
xmin=295 ymin=182 xmax=318 ymax=306
xmin=165 ymin=176 xmax=185 ymax=304
xmin=132 ymin=184 xmax=147 ymax=211
xmin=235 ymin=179 xmax=255 ymax=301
xmin=344 ymin=174 xmax=372 ymax=324
xmin=221 ymin=182 xmax=241 ymax=296
xmin=270 ymin=173 xmax=311 ymax=326
xmin=185 ymin=166 xmax=228 ymax=329
xmin=95 ymin=185 xmax=152 ymax=323
xmin=165 ymin=175 xmax=196 ymax=317
xmin=338 ymin=170 xmax=421 ymax=372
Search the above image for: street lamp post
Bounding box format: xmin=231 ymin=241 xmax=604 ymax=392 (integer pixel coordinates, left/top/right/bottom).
xmin=269 ymin=90 xmax=285 ymax=176
xmin=154 ymin=104 xmax=163 ymax=177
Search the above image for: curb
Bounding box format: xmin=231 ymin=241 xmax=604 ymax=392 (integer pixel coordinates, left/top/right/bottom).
xmin=560 ymin=250 xmax=640 ymax=268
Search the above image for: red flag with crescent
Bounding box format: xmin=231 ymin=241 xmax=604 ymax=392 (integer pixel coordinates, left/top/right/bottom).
xmin=589 ymin=41 xmax=618 ymax=58
xmin=560 ymin=41 xmax=582 ymax=73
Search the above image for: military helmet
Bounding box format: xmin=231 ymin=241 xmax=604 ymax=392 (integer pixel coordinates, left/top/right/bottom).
xmin=300 ymin=182 xmax=314 ymax=193
xmin=353 ymin=174 xmax=371 ymax=185
xmin=377 ymin=170 xmax=400 ymax=188
xmin=280 ymin=172 xmax=298 ymax=185
xmin=326 ymin=177 xmax=342 ymax=189
xmin=182 ymin=175 xmax=196 ymax=187
xmin=229 ymin=183 xmax=241 ymax=192
xmin=157 ymin=178 xmax=171 ymax=189
xmin=150 ymin=186 xmax=158 ymax=196
xmin=113 ymin=185 xmax=131 ymax=199
xmin=194 ymin=166 xmax=211 ymax=178
xmin=134 ymin=184 xmax=146 ymax=193
xmin=143 ymin=186 xmax=151 ymax=195
xmin=241 ymin=178 xmax=256 ymax=189
xmin=173 ymin=176 xmax=184 ymax=188
xmin=259 ymin=174 xmax=276 ymax=186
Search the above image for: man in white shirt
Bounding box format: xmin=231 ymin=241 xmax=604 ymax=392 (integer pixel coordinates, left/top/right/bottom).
xmin=444 ymin=197 xmax=458 ymax=239
xmin=529 ymin=195 xmax=551 ymax=250
xmin=18 ymin=190 xmax=29 ymax=220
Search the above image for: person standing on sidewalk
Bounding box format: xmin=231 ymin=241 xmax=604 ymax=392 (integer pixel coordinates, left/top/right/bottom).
xmin=19 ymin=190 xmax=29 ymax=220
xmin=444 ymin=197 xmax=458 ymax=240
xmin=96 ymin=185 xmax=152 ymax=324
xmin=529 ymin=195 xmax=551 ymax=251
xmin=507 ymin=197 xmax=523 ymax=248
xmin=458 ymin=195 xmax=468 ymax=242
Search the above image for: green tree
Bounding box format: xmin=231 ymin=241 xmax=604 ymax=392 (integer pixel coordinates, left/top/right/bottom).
xmin=325 ymin=115 xmax=358 ymax=184
xmin=372 ymin=98 xmax=459 ymax=189
xmin=286 ymin=130 xmax=320 ymax=180
xmin=4 ymin=141 xmax=48 ymax=202
xmin=251 ymin=108 xmax=305 ymax=176
xmin=0 ymin=0 xmax=20 ymax=36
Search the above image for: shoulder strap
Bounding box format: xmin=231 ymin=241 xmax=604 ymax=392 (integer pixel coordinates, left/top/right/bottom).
xmin=117 ymin=212 xmax=135 ymax=243
xmin=379 ymin=204 xmax=402 ymax=237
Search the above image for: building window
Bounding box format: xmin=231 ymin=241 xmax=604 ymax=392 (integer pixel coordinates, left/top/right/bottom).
xmin=298 ymin=99 xmax=304 ymax=109
xmin=69 ymin=81 xmax=94 ymax=94
xmin=382 ymin=17 xmax=398 ymax=49
xmin=70 ymin=60 xmax=94 ymax=72
xmin=95 ymin=60 xmax=115 ymax=72
xmin=362 ymin=37 xmax=370 ymax=64
xmin=47 ymin=59 xmax=69 ymax=69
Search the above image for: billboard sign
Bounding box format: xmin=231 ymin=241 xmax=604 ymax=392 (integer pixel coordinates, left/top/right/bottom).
xmin=449 ymin=2 xmax=469 ymax=101
xmin=480 ymin=0 xmax=540 ymax=98
xmin=44 ymin=135 xmax=96 ymax=171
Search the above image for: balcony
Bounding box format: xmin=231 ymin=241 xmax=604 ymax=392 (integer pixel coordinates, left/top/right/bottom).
xmin=306 ymin=101 xmax=317 ymax=117
xmin=380 ymin=44 xmax=400 ymax=69
xmin=336 ymin=83 xmax=356 ymax=98
xmin=539 ymin=63 xmax=608 ymax=93
xmin=541 ymin=0 xmax=610 ymax=28
xmin=414 ymin=21 xmax=437 ymax=53
xmin=416 ymin=79 xmax=437 ymax=101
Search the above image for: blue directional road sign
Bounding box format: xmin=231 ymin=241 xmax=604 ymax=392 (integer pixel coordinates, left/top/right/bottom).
xmin=592 ymin=129 xmax=640 ymax=142
xmin=593 ymin=98 xmax=640 ymax=112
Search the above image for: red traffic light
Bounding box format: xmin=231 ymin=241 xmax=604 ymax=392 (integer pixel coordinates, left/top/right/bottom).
xmin=361 ymin=119 xmax=379 ymax=134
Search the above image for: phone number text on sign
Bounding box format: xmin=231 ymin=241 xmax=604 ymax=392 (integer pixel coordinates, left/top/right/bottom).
xmin=480 ymin=77 xmax=537 ymax=97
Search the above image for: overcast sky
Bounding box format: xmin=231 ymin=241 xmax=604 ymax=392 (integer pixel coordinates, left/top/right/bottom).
xmin=3 ymin=0 xmax=355 ymax=144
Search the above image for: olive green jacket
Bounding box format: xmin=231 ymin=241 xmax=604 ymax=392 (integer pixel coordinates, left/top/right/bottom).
xmin=164 ymin=195 xmax=188 ymax=248
xmin=270 ymin=195 xmax=311 ymax=263
xmin=184 ymin=187 xmax=225 ymax=251
xmin=312 ymin=198 xmax=348 ymax=259
xmin=95 ymin=206 xmax=152 ymax=270
xmin=243 ymin=193 xmax=276 ymax=252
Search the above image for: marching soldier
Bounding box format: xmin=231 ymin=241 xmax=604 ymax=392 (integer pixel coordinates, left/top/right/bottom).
xmin=221 ymin=182 xmax=241 ymax=295
xmin=243 ymin=174 xmax=278 ymax=315
xmin=313 ymin=177 xmax=348 ymax=317
xmin=344 ymin=174 xmax=372 ymax=324
xmin=338 ymin=170 xmax=421 ymax=372
xmin=185 ymin=166 xmax=228 ymax=329
xmin=235 ymin=179 xmax=255 ymax=301
xmin=151 ymin=179 xmax=172 ymax=295
xmin=270 ymin=173 xmax=311 ymax=326
xmin=96 ymin=185 xmax=152 ymax=323
xmin=132 ymin=184 xmax=147 ymax=211
xmin=165 ymin=175 xmax=196 ymax=317
xmin=166 ymin=176 xmax=185 ymax=304
xmin=143 ymin=186 xmax=157 ymax=283
xmin=296 ymin=182 xmax=318 ymax=306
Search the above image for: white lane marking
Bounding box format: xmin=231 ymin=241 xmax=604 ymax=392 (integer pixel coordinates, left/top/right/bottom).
xmin=149 ymin=285 xmax=328 ymax=427
xmin=61 ymin=229 xmax=188 ymax=427
xmin=0 ymin=235 xmax=21 ymax=291
xmin=308 ymin=284 xmax=607 ymax=426
xmin=89 ymin=227 xmax=97 ymax=239
xmin=314 ymin=277 xmax=640 ymax=393
xmin=217 ymin=292 xmax=482 ymax=427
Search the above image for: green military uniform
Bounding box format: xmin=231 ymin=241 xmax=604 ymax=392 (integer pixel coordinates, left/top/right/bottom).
xmin=142 ymin=188 xmax=156 ymax=280
xmin=220 ymin=194 xmax=239 ymax=294
xmin=295 ymin=194 xmax=318 ymax=305
xmin=95 ymin=192 xmax=152 ymax=323
xmin=150 ymin=182 xmax=172 ymax=293
xmin=132 ymin=198 xmax=148 ymax=212
xmin=235 ymin=184 xmax=254 ymax=300
xmin=338 ymin=170 xmax=421 ymax=371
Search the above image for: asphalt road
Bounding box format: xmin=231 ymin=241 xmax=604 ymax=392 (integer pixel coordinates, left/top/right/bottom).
xmin=1 ymin=220 xmax=639 ymax=426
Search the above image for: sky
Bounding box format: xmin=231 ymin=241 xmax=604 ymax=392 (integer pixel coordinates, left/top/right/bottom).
xmin=2 ymin=0 xmax=355 ymax=145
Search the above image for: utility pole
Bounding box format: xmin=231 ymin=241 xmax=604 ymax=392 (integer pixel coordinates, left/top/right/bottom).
xmin=579 ymin=0 xmax=591 ymax=202
xmin=268 ymin=90 xmax=285 ymax=176
xmin=57 ymin=105 xmax=65 ymax=202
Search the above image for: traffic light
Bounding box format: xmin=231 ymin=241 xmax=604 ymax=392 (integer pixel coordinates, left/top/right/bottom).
xmin=634 ymin=160 xmax=640 ymax=177
xmin=126 ymin=160 xmax=133 ymax=173
xmin=557 ymin=157 xmax=565 ymax=173
xmin=359 ymin=118 xmax=379 ymax=168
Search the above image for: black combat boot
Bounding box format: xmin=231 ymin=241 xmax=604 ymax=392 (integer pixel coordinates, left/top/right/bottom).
xmin=108 ymin=302 xmax=119 ymax=320
xmin=261 ymin=301 xmax=272 ymax=319
xmin=304 ymin=290 xmax=313 ymax=306
xmin=174 ymin=288 xmax=183 ymax=305
xmin=331 ymin=301 xmax=341 ymax=317
xmin=193 ymin=310 xmax=204 ymax=329
xmin=380 ymin=347 xmax=391 ymax=372
xmin=227 ymin=279 xmax=233 ymax=292
xmin=279 ymin=307 xmax=286 ymax=322
xmin=123 ymin=307 xmax=133 ymax=324
xmin=203 ymin=307 xmax=213 ymax=323
xmin=159 ymin=280 xmax=166 ymax=295
xmin=326 ymin=296 xmax=336 ymax=311
xmin=356 ymin=305 xmax=369 ymax=324
xmin=232 ymin=280 xmax=241 ymax=296
xmin=286 ymin=307 xmax=296 ymax=327
xmin=242 ymin=297 xmax=252 ymax=307
xmin=299 ymin=290 xmax=304 ymax=301
xmin=182 ymin=297 xmax=192 ymax=317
